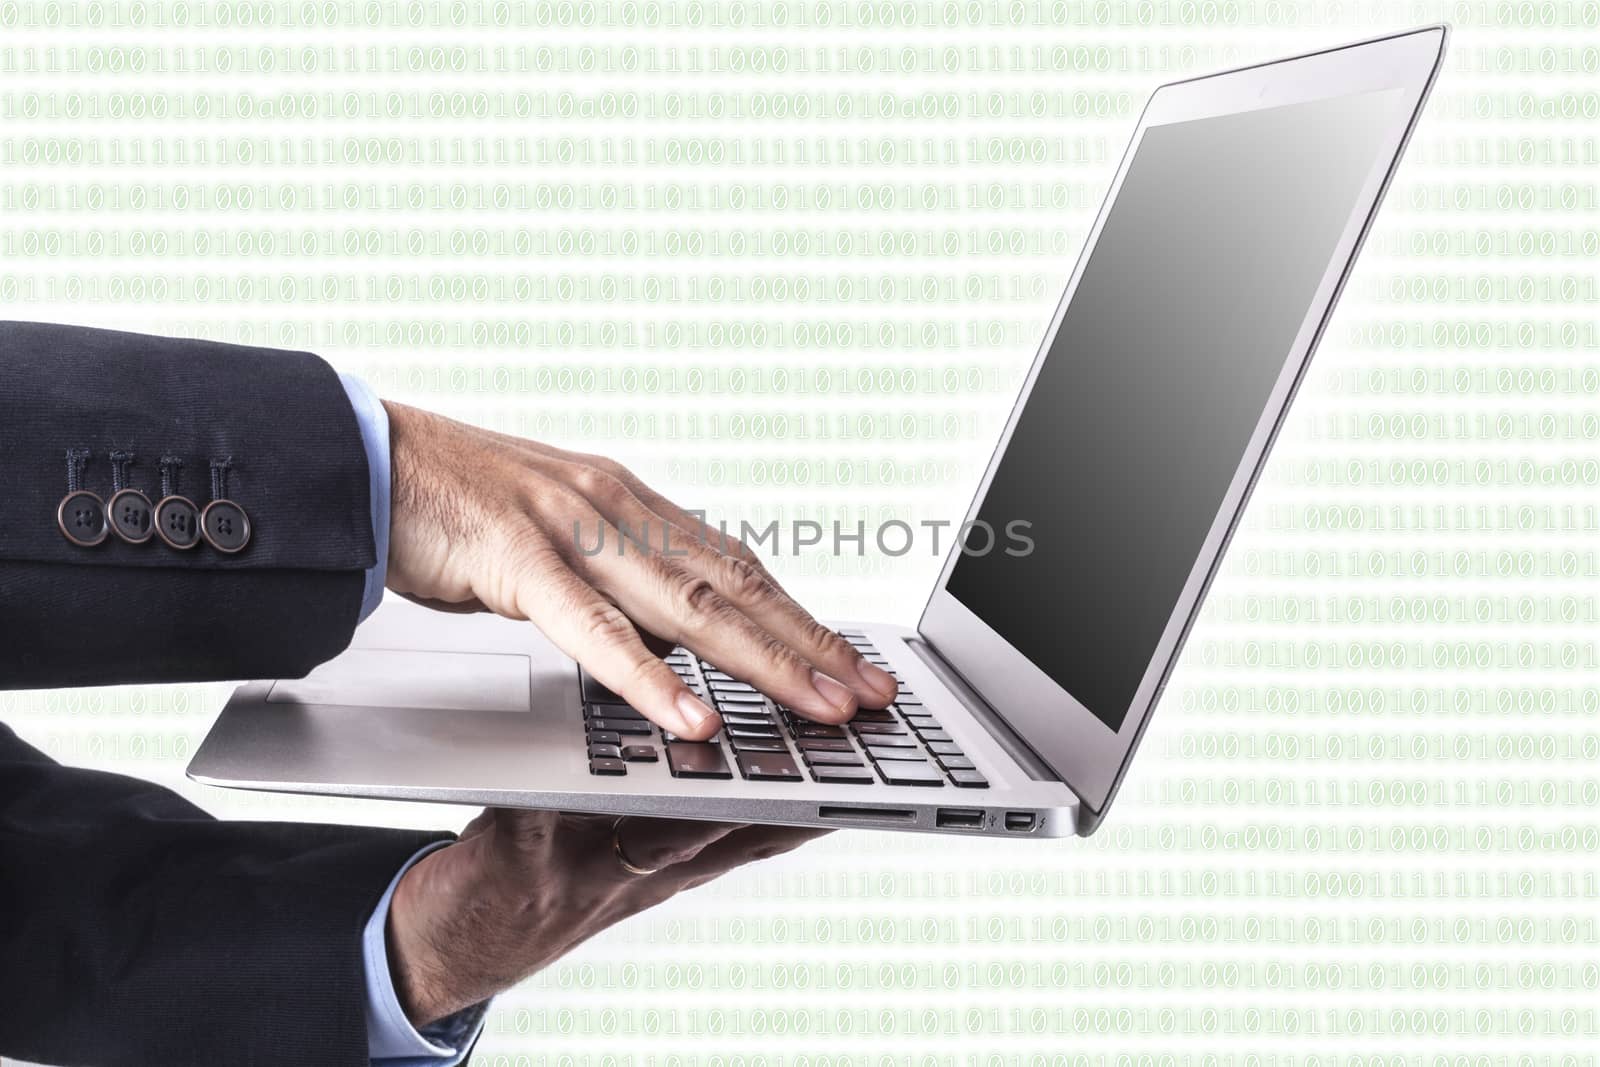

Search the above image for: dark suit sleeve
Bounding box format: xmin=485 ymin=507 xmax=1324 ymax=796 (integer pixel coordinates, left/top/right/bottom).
xmin=0 ymin=320 xmax=377 ymax=688
xmin=0 ymin=322 xmax=456 ymax=1066
xmin=0 ymin=723 xmax=453 ymax=1067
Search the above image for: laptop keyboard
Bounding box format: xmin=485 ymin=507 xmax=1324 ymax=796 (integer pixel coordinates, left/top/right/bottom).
xmin=581 ymin=631 xmax=987 ymax=788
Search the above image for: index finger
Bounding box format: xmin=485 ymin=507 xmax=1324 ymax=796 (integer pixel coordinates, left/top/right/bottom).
xmin=511 ymin=552 xmax=723 ymax=741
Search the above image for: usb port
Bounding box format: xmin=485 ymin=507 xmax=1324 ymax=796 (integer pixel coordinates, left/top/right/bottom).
xmin=1003 ymin=811 xmax=1037 ymax=833
xmin=935 ymin=807 xmax=985 ymax=830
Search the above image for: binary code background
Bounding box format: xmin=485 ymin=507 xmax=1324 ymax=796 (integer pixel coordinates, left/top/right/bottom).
xmin=3 ymin=4 xmax=1599 ymax=1064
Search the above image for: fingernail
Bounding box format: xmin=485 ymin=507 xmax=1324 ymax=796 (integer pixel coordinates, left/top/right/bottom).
xmin=810 ymin=670 xmax=856 ymax=718
xmin=856 ymin=659 xmax=898 ymax=701
xmin=676 ymin=691 xmax=720 ymax=732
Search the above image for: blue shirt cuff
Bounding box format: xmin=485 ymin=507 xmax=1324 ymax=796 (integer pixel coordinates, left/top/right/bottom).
xmin=362 ymin=841 xmax=491 ymax=1064
xmin=338 ymin=374 xmax=391 ymax=623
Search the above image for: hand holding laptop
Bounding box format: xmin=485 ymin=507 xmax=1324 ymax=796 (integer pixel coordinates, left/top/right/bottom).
xmin=382 ymin=401 xmax=900 ymax=741
xmin=387 ymin=809 xmax=827 ymax=1025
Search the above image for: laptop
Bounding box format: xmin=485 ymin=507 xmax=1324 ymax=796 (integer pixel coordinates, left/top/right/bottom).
xmin=189 ymin=27 xmax=1448 ymax=838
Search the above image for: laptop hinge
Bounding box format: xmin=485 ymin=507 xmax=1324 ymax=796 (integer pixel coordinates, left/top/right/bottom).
xmin=901 ymin=635 xmax=1063 ymax=784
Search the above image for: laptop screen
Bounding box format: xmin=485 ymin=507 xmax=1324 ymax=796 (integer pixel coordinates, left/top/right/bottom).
xmin=944 ymin=89 xmax=1402 ymax=733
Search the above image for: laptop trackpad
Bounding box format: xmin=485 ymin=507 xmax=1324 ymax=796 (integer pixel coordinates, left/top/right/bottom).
xmin=266 ymin=649 xmax=532 ymax=713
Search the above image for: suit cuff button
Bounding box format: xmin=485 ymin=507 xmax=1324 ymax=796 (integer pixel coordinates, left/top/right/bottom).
xmin=57 ymin=490 xmax=109 ymax=547
xmin=201 ymin=499 xmax=252 ymax=554
xmin=154 ymin=495 xmax=202 ymax=550
xmin=108 ymin=488 xmax=155 ymax=544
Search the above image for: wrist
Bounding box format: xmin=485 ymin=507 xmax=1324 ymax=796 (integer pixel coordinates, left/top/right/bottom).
xmin=386 ymin=835 xmax=515 ymax=1026
xmin=380 ymin=399 xmax=471 ymax=601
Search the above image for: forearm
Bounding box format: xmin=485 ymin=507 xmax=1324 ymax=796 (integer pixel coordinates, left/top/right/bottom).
xmin=0 ymin=320 xmax=377 ymax=689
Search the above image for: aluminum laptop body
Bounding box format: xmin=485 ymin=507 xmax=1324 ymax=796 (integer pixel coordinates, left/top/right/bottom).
xmin=189 ymin=28 xmax=1448 ymax=838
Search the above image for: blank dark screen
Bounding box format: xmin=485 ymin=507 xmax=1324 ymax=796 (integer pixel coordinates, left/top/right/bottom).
xmin=946 ymin=91 xmax=1400 ymax=731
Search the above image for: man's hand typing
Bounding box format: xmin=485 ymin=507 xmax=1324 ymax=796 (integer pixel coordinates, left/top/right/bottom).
xmin=383 ymin=401 xmax=899 ymax=741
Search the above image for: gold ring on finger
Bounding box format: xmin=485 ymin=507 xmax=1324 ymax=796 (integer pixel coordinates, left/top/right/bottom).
xmin=612 ymin=816 xmax=660 ymax=876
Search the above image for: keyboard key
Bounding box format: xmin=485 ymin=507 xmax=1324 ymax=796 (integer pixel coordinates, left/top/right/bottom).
xmin=797 ymin=738 xmax=855 ymax=752
xmin=795 ymin=724 xmax=847 ymax=739
xmin=858 ymin=734 xmax=917 ymax=749
xmin=721 ymin=711 xmax=775 ymax=725
xmin=714 ymin=692 xmax=769 ymax=706
xmin=585 ymin=703 xmax=645 ymax=721
xmin=709 ymin=680 xmax=758 ymax=693
xmin=948 ymin=769 xmax=989 ymax=788
xmin=865 ymin=745 xmax=926 ymax=762
xmin=851 ymin=722 xmax=907 ymax=736
xmin=665 ymin=742 xmax=733 ymax=779
xmin=621 ymin=745 xmax=659 ymax=762
xmin=727 ymin=725 xmax=781 ymax=740
xmin=926 ymin=741 xmax=964 ymax=756
xmin=801 ymin=749 xmax=867 ymax=766
xmin=895 ymin=695 xmax=922 ymax=706
xmin=581 ymin=674 xmax=623 ymax=703
xmin=662 ymin=731 xmax=721 ymax=744
xmin=589 ymin=758 xmax=627 ymax=776
xmin=588 ymin=730 xmax=621 ymax=747
xmin=875 ymin=761 xmax=944 ymax=786
xmin=729 ymin=736 xmax=789 ymax=753
xmin=587 ymin=743 xmax=622 ymax=759
xmin=589 ymin=718 xmax=653 ymax=736
xmin=813 ymin=765 xmax=876 ymax=784
xmin=735 ymin=751 xmax=803 ymax=781
xmin=851 ymin=710 xmax=897 ymax=723
xmin=935 ymin=754 xmax=976 ymax=771
xmin=915 ymin=730 xmax=953 ymax=744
